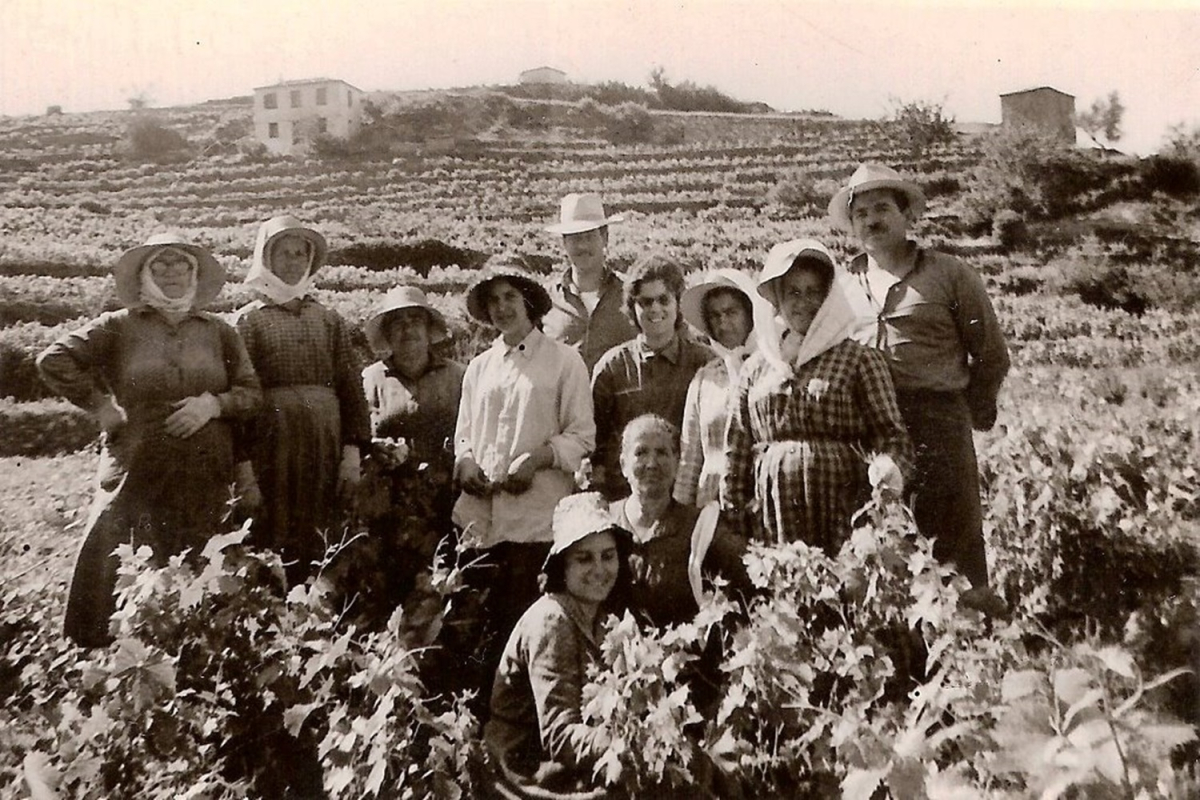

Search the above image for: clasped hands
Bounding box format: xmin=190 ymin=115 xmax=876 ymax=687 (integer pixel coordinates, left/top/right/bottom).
xmin=455 ymin=448 xmax=551 ymax=497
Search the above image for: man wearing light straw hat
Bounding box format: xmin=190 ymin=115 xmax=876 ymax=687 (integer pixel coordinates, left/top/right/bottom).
xmin=830 ymin=163 xmax=1010 ymax=589
xmin=541 ymin=192 xmax=638 ymax=373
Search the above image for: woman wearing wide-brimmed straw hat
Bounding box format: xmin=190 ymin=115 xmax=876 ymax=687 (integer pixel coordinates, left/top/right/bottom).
xmin=362 ymin=285 xmax=464 ymax=473
xmin=720 ymin=238 xmax=910 ymax=551
xmin=830 ymin=163 xmax=1010 ymax=588
xmin=453 ymin=257 xmax=596 ymax=698
xmin=484 ymin=492 xmax=631 ymax=799
xmin=37 ymin=233 xmax=263 ymax=647
xmin=235 ymin=215 xmax=370 ymax=582
xmin=674 ymin=268 xmax=761 ymax=508
xmin=360 ymin=286 xmax=465 ymax=604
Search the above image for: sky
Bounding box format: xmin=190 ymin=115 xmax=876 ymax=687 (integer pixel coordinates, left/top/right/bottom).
xmin=2 ymin=0 xmax=1199 ymax=154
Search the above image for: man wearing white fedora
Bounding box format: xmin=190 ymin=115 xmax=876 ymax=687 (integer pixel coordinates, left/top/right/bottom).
xmin=542 ymin=192 xmax=638 ymax=373
xmin=830 ymin=163 xmax=1010 ymax=590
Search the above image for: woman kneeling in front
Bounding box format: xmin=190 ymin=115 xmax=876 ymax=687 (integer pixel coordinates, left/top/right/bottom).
xmin=485 ymin=492 xmax=631 ymax=798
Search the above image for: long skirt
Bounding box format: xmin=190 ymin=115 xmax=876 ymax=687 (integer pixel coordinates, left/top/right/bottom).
xmin=753 ymin=438 xmax=866 ymax=553
xmin=64 ymin=418 xmax=235 ymax=647
xmin=250 ymin=385 xmax=342 ymax=580
xmin=896 ymin=389 xmax=988 ymax=588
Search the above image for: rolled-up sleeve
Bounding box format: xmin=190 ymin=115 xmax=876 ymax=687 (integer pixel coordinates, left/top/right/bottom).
xmin=453 ymin=358 xmax=480 ymax=464
xmin=548 ymin=349 xmax=595 ymax=472
xmin=36 ymin=312 xmax=121 ymax=410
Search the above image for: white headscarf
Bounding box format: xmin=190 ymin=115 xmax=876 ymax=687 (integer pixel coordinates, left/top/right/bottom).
xmin=138 ymin=246 xmax=198 ymax=313
xmin=695 ymin=269 xmax=761 ymax=383
xmin=755 ymin=242 xmax=855 ymax=388
xmin=244 ymin=234 xmax=315 ymax=305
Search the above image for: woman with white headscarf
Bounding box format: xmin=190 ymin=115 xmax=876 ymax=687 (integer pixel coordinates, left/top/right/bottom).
xmin=37 ymin=233 xmax=262 ymax=647
xmin=720 ymin=239 xmax=910 ymax=551
xmin=235 ymin=215 xmax=370 ymax=582
xmin=674 ymin=268 xmax=760 ymax=508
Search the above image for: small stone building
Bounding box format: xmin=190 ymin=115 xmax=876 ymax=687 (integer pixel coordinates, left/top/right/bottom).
xmin=518 ymin=67 xmax=568 ymax=85
xmin=1000 ymin=87 xmax=1075 ymax=144
xmin=253 ymin=78 xmax=365 ymax=155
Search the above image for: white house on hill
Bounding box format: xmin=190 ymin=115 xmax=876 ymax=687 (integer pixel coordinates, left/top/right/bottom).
xmin=519 ymin=66 xmax=567 ymax=85
xmin=253 ymin=78 xmax=365 ymax=155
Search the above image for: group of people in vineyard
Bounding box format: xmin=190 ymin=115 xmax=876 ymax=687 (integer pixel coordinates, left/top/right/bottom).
xmin=38 ymin=161 xmax=1010 ymax=797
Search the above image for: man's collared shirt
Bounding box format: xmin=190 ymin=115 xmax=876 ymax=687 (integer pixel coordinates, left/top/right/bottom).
xmin=542 ymin=267 xmax=638 ymax=374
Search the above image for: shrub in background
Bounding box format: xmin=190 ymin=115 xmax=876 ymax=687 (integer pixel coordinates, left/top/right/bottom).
xmin=1139 ymin=154 xmax=1200 ymax=198
xmin=0 ymin=399 xmax=97 ymax=456
xmin=120 ymin=115 xmax=191 ymax=163
xmin=327 ymin=239 xmax=488 ymax=276
xmin=992 ymin=208 xmax=1029 ymax=252
xmin=764 ymin=170 xmax=823 ymax=217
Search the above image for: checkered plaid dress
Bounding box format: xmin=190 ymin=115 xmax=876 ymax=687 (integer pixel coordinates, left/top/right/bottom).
xmin=721 ymin=340 xmax=909 ymax=551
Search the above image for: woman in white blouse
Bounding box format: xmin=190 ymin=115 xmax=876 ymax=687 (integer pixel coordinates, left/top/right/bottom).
xmin=673 ymin=269 xmax=760 ymax=508
xmin=452 ymin=258 xmax=596 ymax=702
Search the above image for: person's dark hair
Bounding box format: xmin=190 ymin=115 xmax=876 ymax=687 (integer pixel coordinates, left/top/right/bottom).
xmin=483 ymin=276 xmax=546 ymax=331
xmin=701 ymin=287 xmax=753 ymax=336
xmin=787 ymin=254 xmax=834 ymax=296
xmin=541 ymin=528 xmax=634 ymax=616
xmin=623 ymin=253 xmax=687 ymax=331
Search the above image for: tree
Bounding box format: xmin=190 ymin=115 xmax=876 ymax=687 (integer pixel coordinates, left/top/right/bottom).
xmin=885 ymin=96 xmax=956 ymax=157
xmin=1077 ymin=91 xmax=1124 ymax=143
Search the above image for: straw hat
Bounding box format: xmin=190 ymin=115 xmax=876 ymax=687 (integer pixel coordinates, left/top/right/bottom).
xmin=542 ymin=492 xmax=631 ymax=571
xmin=465 ymin=263 xmax=553 ymax=326
xmin=544 ymin=192 xmax=625 ymax=235
xmin=364 ymin=286 xmax=450 ymax=352
xmin=756 ymin=239 xmax=835 ymax=303
xmin=827 ymin=163 xmax=927 ymax=231
xmin=680 ymin=269 xmax=756 ymax=338
xmin=114 ymin=233 xmax=224 ymax=309
xmin=254 ymin=214 xmax=328 ymax=274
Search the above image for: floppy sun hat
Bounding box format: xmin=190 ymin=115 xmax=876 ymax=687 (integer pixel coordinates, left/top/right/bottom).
xmin=544 ymin=192 xmax=625 ymax=235
xmin=256 ymin=214 xmax=329 ymax=274
xmin=364 ymin=286 xmax=451 ymax=352
xmin=465 ymin=262 xmax=553 ymax=326
xmin=827 ymin=163 xmax=927 ymax=232
xmin=542 ymin=492 xmax=631 ymax=572
xmin=680 ymin=269 xmax=756 ymax=338
xmin=114 ymin=233 xmax=224 ymax=309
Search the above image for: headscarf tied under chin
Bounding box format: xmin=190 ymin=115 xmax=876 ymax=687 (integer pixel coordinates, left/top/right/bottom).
xmin=698 ymin=269 xmax=760 ymax=384
xmin=755 ymin=239 xmax=855 ymax=389
xmin=138 ymin=246 xmax=199 ymax=313
xmin=244 ymin=234 xmax=315 ymax=306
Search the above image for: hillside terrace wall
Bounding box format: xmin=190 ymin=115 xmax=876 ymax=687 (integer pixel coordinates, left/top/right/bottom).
xmin=651 ymin=109 xmax=877 ymax=145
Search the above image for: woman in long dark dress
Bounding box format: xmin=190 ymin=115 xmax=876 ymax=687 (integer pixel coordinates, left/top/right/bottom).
xmin=235 ymin=215 xmax=370 ymax=581
xmin=38 ymin=233 xmax=262 ymax=646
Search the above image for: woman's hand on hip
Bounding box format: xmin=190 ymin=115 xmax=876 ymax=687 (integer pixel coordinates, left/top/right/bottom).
xmin=164 ymin=392 xmax=221 ymax=438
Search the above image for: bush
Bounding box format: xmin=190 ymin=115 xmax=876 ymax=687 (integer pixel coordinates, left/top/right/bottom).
xmin=992 ymin=209 xmax=1029 ymax=251
xmin=1139 ymin=154 xmax=1200 ymax=198
xmin=327 ymin=239 xmax=489 ymax=276
xmin=959 ymin=126 xmax=1136 ymax=230
xmin=884 ymin=97 xmax=956 ymax=157
xmin=599 ymin=102 xmax=657 ymax=145
xmin=764 ymin=170 xmax=823 ymax=217
xmin=121 ymin=116 xmax=190 ymax=162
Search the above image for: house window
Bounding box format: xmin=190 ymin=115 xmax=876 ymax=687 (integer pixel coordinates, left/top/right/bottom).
xmin=292 ymin=124 xmax=300 ymax=144
xmin=290 ymin=90 xmax=301 ymax=108
xmin=268 ymin=122 xmax=279 ymax=138
xmin=263 ymin=92 xmax=277 ymax=109
xmin=348 ymin=92 xmax=353 ymax=108
xmin=316 ymin=87 xmax=327 ymax=105
xmin=317 ymin=117 xmax=327 ymax=134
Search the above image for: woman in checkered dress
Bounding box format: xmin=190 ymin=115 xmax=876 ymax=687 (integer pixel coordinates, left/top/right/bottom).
xmin=720 ymin=239 xmax=910 ymax=552
xmin=235 ymin=216 xmax=370 ymax=581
